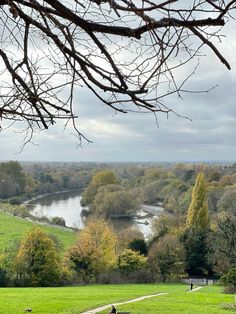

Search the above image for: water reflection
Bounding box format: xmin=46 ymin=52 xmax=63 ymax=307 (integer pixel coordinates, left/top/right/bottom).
xmin=28 ymin=190 xmax=86 ymax=229
xmin=30 ymin=190 xmax=83 ymax=207
xmin=28 ymin=190 xmax=162 ymax=237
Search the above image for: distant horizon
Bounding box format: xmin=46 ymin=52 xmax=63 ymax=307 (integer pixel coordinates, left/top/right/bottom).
xmin=1 ymin=159 xmax=235 ymax=164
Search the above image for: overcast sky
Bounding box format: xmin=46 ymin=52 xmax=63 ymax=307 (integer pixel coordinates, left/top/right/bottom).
xmin=1 ymin=22 xmax=236 ymax=163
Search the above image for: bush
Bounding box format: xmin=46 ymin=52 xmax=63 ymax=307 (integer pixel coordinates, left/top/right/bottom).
xmin=12 ymin=206 xmax=29 ymax=218
xmin=51 ymin=216 xmax=66 ymax=227
xmin=220 ymin=303 xmax=236 ymax=311
xmin=9 ymin=197 xmax=21 ymax=205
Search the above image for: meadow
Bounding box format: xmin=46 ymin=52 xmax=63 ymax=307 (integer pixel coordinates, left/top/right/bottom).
xmin=0 ymin=210 xmax=77 ymax=251
xmin=0 ymin=284 xmax=234 ymax=314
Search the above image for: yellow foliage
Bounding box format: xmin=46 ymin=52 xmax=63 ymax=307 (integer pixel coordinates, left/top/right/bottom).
xmin=73 ymin=218 xmax=117 ymax=272
xmin=186 ymin=172 xmax=209 ymax=230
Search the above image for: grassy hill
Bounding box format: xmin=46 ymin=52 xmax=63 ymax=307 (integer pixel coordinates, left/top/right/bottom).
xmin=0 ymin=210 xmax=77 ymax=251
xmin=0 ymin=284 xmax=234 ymax=314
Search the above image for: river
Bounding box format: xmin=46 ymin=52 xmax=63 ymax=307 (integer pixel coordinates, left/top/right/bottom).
xmin=27 ymin=190 xmax=163 ymax=238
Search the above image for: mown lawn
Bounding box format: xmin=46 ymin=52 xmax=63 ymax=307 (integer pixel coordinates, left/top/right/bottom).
xmin=0 ymin=284 xmax=234 ymax=314
xmin=100 ymin=285 xmax=235 ymax=314
xmin=0 ymin=210 xmax=77 ymax=251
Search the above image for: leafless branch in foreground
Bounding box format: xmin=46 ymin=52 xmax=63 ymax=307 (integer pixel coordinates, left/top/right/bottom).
xmin=0 ymin=0 xmax=235 ymax=142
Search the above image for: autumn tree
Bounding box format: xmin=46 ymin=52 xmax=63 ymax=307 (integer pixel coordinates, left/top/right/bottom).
xmin=0 ymin=1 xmax=235 ymax=141
xmin=65 ymin=219 xmax=117 ymax=282
xmin=217 ymin=187 xmax=236 ymax=214
xmin=184 ymin=172 xmax=211 ymax=275
xmin=150 ymin=213 xmax=185 ymax=244
xmin=208 ymin=211 xmax=236 ymax=276
xmin=116 ymin=227 xmax=144 ymax=253
xmin=163 ymin=179 xmax=190 ymax=213
xmin=80 ymin=170 xmax=119 ymax=206
xmin=207 ymin=185 xmax=224 ymax=212
xmin=186 ymin=172 xmax=209 ymax=230
xmin=148 ymin=235 xmax=186 ymax=282
xmin=91 ymin=189 xmax=139 ymax=218
xmin=15 ymin=228 xmax=61 ymax=286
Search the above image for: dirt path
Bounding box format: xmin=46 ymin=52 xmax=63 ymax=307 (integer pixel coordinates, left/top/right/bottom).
xmin=80 ymin=286 xmax=204 ymax=314
xmin=190 ymin=286 xmax=203 ymax=292
xmin=80 ymin=293 xmax=168 ymax=314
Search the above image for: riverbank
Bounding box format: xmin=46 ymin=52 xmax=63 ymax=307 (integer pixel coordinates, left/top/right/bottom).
xmin=0 ymin=207 xmax=76 ymax=232
xmin=0 ymin=199 xmax=79 ymax=232
xmin=23 ymin=188 xmax=83 ymax=204
xmin=9 ymin=190 xmax=164 ymax=238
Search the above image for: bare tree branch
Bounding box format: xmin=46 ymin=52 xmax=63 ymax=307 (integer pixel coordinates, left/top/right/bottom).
xmin=0 ymin=0 xmax=235 ymax=143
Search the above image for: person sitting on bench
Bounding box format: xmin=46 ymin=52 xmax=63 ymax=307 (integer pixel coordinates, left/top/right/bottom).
xmin=109 ymin=305 xmax=117 ymax=314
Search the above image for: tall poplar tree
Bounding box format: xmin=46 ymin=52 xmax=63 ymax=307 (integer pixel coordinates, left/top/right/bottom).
xmin=186 ymin=172 xmax=209 ymax=230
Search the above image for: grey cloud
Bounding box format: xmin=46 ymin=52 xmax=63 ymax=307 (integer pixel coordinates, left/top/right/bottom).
xmin=1 ymin=28 xmax=236 ymax=162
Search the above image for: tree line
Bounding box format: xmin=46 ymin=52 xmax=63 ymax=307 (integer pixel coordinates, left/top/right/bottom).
xmin=0 ymin=161 xmax=235 ymax=291
xmin=0 ymin=161 xmax=94 ymax=203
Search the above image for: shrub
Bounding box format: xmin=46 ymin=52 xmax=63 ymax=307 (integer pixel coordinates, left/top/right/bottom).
xmin=221 ymin=268 xmax=236 ymax=294
xmin=220 ymin=303 xmax=236 ymax=311
xmin=51 ymin=216 xmax=66 ymax=227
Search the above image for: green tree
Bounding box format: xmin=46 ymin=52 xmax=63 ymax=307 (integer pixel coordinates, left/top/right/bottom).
xmin=0 ymin=268 xmax=8 ymax=287
xmin=181 ymin=227 xmax=211 ymax=276
xmin=186 ymin=172 xmax=209 ymax=230
xmin=0 ymin=161 xmax=29 ymax=198
xmin=117 ymin=249 xmax=147 ymax=274
xmin=15 ymin=228 xmax=61 ymax=286
xmin=0 ymin=240 xmax=20 ymax=286
xmin=128 ymin=239 xmax=147 ymax=256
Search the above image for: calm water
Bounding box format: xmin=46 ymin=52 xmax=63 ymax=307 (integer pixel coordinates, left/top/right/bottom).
xmin=28 ymin=190 xmax=163 ymax=237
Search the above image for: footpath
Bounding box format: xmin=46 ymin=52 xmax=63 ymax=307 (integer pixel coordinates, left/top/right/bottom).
xmin=81 ymin=287 xmax=203 ymax=314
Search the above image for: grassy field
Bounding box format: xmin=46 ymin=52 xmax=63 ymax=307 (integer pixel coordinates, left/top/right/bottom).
xmin=0 ymin=210 xmax=77 ymax=251
xmin=100 ymin=285 xmax=235 ymax=314
xmin=0 ymin=284 xmax=234 ymax=314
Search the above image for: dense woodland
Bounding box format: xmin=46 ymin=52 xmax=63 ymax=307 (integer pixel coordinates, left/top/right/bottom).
xmin=0 ymin=161 xmax=235 ymax=291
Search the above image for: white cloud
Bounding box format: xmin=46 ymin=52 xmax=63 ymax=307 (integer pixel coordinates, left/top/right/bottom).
xmin=79 ymin=119 xmax=140 ymax=139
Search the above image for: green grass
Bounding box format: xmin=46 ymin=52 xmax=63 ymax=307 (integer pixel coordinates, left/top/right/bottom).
xmin=0 ymin=210 xmax=77 ymax=251
xmin=100 ymin=285 xmax=236 ymax=314
xmin=0 ymin=284 xmax=235 ymax=314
